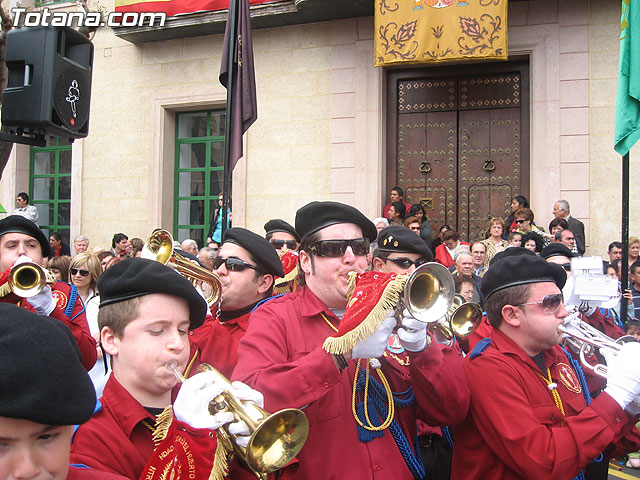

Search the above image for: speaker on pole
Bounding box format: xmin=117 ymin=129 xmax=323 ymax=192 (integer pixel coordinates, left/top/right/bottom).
xmin=2 ymin=26 xmax=93 ymax=140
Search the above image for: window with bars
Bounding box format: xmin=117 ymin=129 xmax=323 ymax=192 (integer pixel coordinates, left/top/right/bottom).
xmin=174 ymin=109 xmax=227 ymax=248
xmin=30 ymin=138 xmax=72 ymax=244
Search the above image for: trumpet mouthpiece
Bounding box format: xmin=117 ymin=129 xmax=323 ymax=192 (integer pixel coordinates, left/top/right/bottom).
xmin=165 ymin=361 xmax=185 ymax=383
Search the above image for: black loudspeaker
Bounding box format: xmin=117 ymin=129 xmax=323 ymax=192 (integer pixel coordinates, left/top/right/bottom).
xmin=2 ymin=26 xmax=93 ymax=139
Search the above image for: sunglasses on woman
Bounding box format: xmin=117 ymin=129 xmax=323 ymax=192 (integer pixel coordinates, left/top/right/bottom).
xmin=270 ymin=239 xmax=297 ymax=250
xmin=309 ymin=238 xmax=370 ymax=257
xmin=517 ymin=293 xmax=564 ymax=314
xmin=70 ymin=268 xmax=90 ymax=277
xmin=213 ymin=256 xmax=261 ymax=272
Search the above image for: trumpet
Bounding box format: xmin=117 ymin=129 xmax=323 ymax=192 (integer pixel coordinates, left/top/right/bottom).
xmin=167 ymin=362 xmax=309 ymax=479
xmin=8 ymin=262 xmax=57 ymax=298
xmin=430 ymin=294 xmax=483 ymax=345
xmin=142 ymin=230 xmax=221 ymax=308
xmin=403 ymin=262 xmax=456 ymax=324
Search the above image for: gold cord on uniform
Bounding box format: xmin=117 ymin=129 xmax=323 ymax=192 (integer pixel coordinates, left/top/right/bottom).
xmin=538 ymin=368 xmax=565 ymax=416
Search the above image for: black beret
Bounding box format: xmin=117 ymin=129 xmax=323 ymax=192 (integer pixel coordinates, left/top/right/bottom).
xmin=295 ymin=201 xmax=377 ymax=242
xmin=481 ymin=254 xmax=567 ymax=300
xmin=0 ymin=304 xmax=96 ymax=425
xmin=489 ymin=246 xmax=537 ymax=266
xmin=264 ymin=219 xmax=300 ymax=242
xmin=0 ymin=215 xmax=51 ymax=257
xmin=377 ymin=226 xmax=433 ymax=262
xmin=541 ymin=243 xmax=575 ymax=259
xmin=223 ymin=227 xmax=285 ymax=277
xmin=98 ymin=258 xmax=207 ymax=329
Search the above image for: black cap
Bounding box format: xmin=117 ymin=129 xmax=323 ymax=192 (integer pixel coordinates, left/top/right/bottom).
xmin=223 ymin=227 xmax=285 ymax=277
xmin=481 ymin=255 xmax=567 ymax=300
xmin=541 ymin=243 xmax=575 ymax=260
xmin=489 ymin=246 xmax=537 ymax=266
xmin=264 ymin=219 xmax=300 ymax=242
xmin=98 ymin=258 xmax=208 ymax=329
xmin=0 ymin=215 xmax=51 ymax=257
xmin=0 ymin=304 xmax=96 ymax=425
xmin=377 ymin=226 xmax=433 ymax=262
xmin=295 ymin=201 xmax=377 ymax=242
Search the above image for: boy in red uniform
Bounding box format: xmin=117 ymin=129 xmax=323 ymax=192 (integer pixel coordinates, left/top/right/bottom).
xmin=452 ymin=254 xmax=640 ymax=479
xmin=0 ymin=215 xmax=96 ymax=369
xmin=0 ymin=303 xmax=125 ymax=480
xmin=70 ymin=258 xmax=264 ymax=479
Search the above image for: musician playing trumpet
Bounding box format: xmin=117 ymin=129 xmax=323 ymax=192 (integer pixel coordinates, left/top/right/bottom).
xmin=0 ymin=215 xmax=96 ymax=370
xmin=452 ymin=254 xmax=640 ymax=479
xmin=71 ymin=258 xmax=266 ymax=480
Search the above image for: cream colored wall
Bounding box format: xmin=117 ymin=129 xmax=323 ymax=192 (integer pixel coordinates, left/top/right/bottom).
xmin=589 ymin=0 xmax=639 ymax=258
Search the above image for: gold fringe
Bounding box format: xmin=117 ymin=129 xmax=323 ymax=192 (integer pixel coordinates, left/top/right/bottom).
xmin=208 ymin=435 xmax=231 ymax=480
xmin=323 ymin=273 xmax=408 ymax=355
xmin=0 ymin=282 xmax=11 ymax=298
xmin=152 ymin=406 xmax=174 ymax=447
xmin=275 ymin=264 xmax=298 ymax=286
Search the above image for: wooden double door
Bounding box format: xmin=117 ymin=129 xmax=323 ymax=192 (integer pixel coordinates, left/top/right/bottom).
xmin=386 ymin=61 xmax=530 ymax=242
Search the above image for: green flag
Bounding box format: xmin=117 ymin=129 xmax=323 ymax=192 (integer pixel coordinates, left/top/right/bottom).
xmin=615 ymin=0 xmax=640 ymax=155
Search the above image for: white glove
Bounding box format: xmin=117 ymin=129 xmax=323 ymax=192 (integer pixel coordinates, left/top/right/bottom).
xmin=352 ymin=316 xmax=395 ymax=359
xmin=396 ymin=308 xmax=429 ymax=352
xmin=173 ymin=371 xmax=234 ymax=430
xmin=603 ymin=343 xmax=640 ymax=411
xmin=227 ymin=381 xmax=264 ymax=449
xmin=26 ymin=285 xmax=57 ymax=316
xmin=13 ymin=255 xmax=33 ymax=267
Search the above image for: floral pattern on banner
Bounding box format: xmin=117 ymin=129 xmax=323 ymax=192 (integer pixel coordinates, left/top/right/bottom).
xmin=375 ymin=0 xmax=507 ymax=66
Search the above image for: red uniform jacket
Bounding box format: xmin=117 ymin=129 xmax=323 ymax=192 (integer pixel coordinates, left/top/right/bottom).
xmin=434 ymin=242 xmax=471 ymax=268
xmin=190 ymin=311 xmax=250 ymax=379
xmin=0 ymin=270 xmax=96 ymax=370
xmin=452 ymin=328 xmax=640 ymax=480
xmin=232 ymin=286 xmax=470 ymax=480
xmin=68 ymin=465 xmax=129 ymax=479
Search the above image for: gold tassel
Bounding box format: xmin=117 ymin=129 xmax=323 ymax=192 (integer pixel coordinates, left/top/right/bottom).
xmin=323 ymin=274 xmax=408 ymax=355
xmin=0 ymin=282 xmax=11 ymax=298
xmin=208 ymin=435 xmax=231 ymax=480
xmin=275 ymin=264 xmax=299 ymax=286
xmin=152 ymin=406 xmax=174 ymax=447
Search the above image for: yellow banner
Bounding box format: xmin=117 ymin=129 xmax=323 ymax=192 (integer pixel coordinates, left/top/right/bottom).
xmin=375 ymin=0 xmax=508 ymax=66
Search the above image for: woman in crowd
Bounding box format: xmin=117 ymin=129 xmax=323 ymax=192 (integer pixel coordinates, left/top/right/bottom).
xmin=431 ymin=224 xmax=452 ymax=253
xmin=434 ymin=230 xmax=470 ymax=268
xmin=69 ymin=252 xmax=108 ymax=396
xmin=522 ymin=232 xmax=544 ymax=254
xmin=629 ymin=236 xmax=640 ymax=267
xmin=480 ymin=218 xmax=508 ymax=266
xmin=513 ymin=207 xmax=548 ymax=247
xmin=407 ymin=203 xmax=432 ymax=245
xmin=46 ymin=255 xmax=71 ymax=282
xmin=504 ymin=195 xmax=530 ymax=237
xmin=548 ymin=217 xmax=569 ymax=236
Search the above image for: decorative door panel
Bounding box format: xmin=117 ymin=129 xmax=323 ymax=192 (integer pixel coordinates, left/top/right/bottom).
xmin=387 ymin=62 xmax=529 ymax=242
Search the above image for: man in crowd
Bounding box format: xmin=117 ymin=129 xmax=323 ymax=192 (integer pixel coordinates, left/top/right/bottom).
xmin=111 ymin=233 xmax=129 ymax=258
xmin=74 ymin=235 xmax=90 ymax=255
xmin=0 ymin=304 xmax=126 ymax=479
xmin=197 ymin=246 xmax=217 ymax=271
xmin=50 ymin=232 xmax=71 ymax=257
xmin=0 ymin=215 xmax=96 ymax=369
xmin=608 ymin=241 xmax=623 ymax=263
xmin=264 ymin=219 xmax=300 ymax=253
xmin=452 ymin=254 xmax=640 ymax=478
xmin=71 ymin=258 xmax=264 ymax=479
xmin=470 ymin=242 xmax=488 ymax=277
xmin=190 ymin=227 xmax=284 ymax=378
xmin=554 ymin=229 xmax=577 ymax=255
xmin=553 ymin=199 xmax=585 ymax=255
xmin=13 ymin=192 xmax=38 ymax=223
xmin=383 ymin=186 xmax=411 ymax=220
xmin=180 ymin=238 xmax=198 ymax=257
xmin=372 ymin=225 xmax=432 ymax=274
xmin=234 ymin=201 xmax=470 ymax=479
xmin=451 ymin=251 xmax=484 ymax=307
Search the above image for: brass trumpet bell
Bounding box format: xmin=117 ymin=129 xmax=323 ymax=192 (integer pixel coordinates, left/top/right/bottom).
xmin=430 ymin=294 xmax=482 ymax=343
xmin=141 ymin=230 xmax=221 ymax=308
xmin=8 ymin=262 xmax=56 ymax=298
xmin=404 ymin=262 xmax=455 ymax=323
xmin=196 ymin=365 xmax=309 ymax=477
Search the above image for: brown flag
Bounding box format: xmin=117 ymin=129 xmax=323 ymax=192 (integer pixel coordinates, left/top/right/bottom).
xmin=219 ymin=0 xmax=257 ymax=171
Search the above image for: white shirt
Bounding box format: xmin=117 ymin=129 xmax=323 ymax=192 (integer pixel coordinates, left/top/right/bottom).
xmin=13 ymin=205 xmax=39 ymax=223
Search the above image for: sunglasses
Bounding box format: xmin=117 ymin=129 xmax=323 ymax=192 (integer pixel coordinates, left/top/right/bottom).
xmin=270 ymin=239 xmax=297 ymax=250
xmin=213 ymin=256 xmax=261 ymax=273
xmin=515 ymin=219 xmax=527 ymax=224
xmin=309 ymin=238 xmax=370 ymax=257
xmin=517 ymin=293 xmax=564 ymax=314
xmin=385 ymin=257 xmax=427 ymax=269
xmin=70 ymin=268 xmax=90 ymax=277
